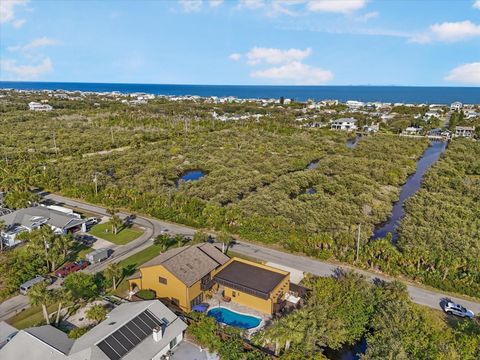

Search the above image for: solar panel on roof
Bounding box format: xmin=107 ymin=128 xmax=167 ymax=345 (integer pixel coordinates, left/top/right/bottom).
xmin=97 ymin=310 xmax=165 ymax=360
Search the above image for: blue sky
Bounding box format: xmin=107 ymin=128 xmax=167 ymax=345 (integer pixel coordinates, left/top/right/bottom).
xmin=0 ymin=0 xmax=479 ymax=86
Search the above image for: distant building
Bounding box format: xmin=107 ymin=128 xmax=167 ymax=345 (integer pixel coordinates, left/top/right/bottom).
xmin=450 ymin=101 xmax=463 ymax=111
xmin=28 ymin=102 xmax=53 ymax=111
xmin=402 ymin=126 xmax=423 ymax=136
xmin=363 ymin=123 xmax=379 ymax=133
xmin=0 ymin=205 xmax=86 ymax=248
xmin=331 ymin=118 xmax=358 ymax=131
xmin=455 ymin=126 xmax=475 ymax=138
xmin=346 ymin=100 xmax=365 ymax=110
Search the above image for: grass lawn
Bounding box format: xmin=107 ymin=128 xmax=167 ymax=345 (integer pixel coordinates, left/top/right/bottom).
xmin=111 ymin=244 xmax=164 ymax=296
xmin=8 ymin=303 xmax=59 ymax=329
xmin=89 ymin=222 xmax=144 ymax=245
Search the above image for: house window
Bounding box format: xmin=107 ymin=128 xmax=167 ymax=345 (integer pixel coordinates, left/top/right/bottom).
xmin=159 ymin=276 xmax=167 ymax=285
xmin=170 ymin=337 xmax=177 ymax=349
xmin=232 ymin=291 xmax=236 ymax=297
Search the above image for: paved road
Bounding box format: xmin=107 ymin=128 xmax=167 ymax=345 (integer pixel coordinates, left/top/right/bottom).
xmin=1 ymin=193 xmax=479 ymax=321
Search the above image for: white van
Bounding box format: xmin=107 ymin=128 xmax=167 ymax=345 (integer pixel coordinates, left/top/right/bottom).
xmin=19 ymin=275 xmax=46 ymax=295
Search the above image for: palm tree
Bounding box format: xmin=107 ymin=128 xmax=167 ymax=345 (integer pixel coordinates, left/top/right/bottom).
xmin=53 ymin=288 xmax=71 ymax=326
xmin=28 ymin=282 xmax=52 ymax=325
xmin=104 ymin=262 xmax=123 ymax=290
xmin=110 ymin=214 xmax=123 ymax=235
xmin=86 ymin=304 xmax=107 ymax=324
xmin=57 ymin=234 xmax=75 ymax=259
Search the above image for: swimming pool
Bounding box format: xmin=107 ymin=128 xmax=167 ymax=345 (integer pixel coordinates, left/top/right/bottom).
xmin=207 ymin=307 xmax=261 ymax=329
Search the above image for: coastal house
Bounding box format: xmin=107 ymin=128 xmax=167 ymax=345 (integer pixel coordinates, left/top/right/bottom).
xmin=454 ymin=126 xmax=476 ymax=138
xmin=450 ymin=101 xmax=463 ymax=111
xmin=330 ymin=118 xmax=358 ymax=131
xmin=28 ymin=102 xmax=53 ymax=111
xmin=0 ymin=205 xmax=86 ymax=248
xmin=129 ymin=244 xmax=291 ymax=315
xmin=402 ymin=126 xmax=423 ymax=136
xmin=128 ymin=243 xmax=230 ymax=312
xmin=0 ymin=300 xmax=187 ymax=360
xmin=346 ymin=100 xmax=364 ymax=110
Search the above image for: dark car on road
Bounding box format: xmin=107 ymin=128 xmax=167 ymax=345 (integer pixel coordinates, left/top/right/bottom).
xmin=55 ymin=260 xmax=90 ymax=277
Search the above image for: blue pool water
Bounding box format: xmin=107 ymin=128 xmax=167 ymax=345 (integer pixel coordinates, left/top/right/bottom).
xmin=179 ymin=170 xmax=205 ymax=183
xmin=207 ymin=307 xmax=261 ymax=329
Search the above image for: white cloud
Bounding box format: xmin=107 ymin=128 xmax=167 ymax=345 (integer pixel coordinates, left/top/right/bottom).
xmin=410 ymin=20 xmax=480 ymax=43
xmin=209 ymin=0 xmax=223 ymax=7
xmin=355 ymin=10 xmax=378 ymax=22
xmin=246 ymin=47 xmax=312 ymax=65
xmin=445 ymin=62 xmax=480 ymax=85
xmin=474 ymin=1 xmax=480 ymax=9
xmin=8 ymin=37 xmax=60 ymax=52
xmin=229 ymin=53 xmax=242 ymax=61
xmin=179 ymin=0 xmax=202 ymax=12
xmin=12 ymin=18 xmax=25 ymax=28
xmin=251 ymin=60 xmax=333 ymax=84
xmin=307 ymin=0 xmax=367 ymax=13
xmin=238 ymin=0 xmax=265 ymax=9
xmin=0 ymin=57 xmax=53 ymax=80
xmin=0 ymin=0 xmax=28 ymax=24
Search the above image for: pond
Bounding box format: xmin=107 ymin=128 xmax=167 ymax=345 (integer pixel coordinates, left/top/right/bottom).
xmin=307 ymin=160 xmax=320 ymax=169
xmin=372 ymin=141 xmax=447 ymax=243
xmin=346 ymin=135 xmax=361 ymax=149
xmin=207 ymin=307 xmax=261 ymax=329
xmin=176 ymin=170 xmax=206 ymax=186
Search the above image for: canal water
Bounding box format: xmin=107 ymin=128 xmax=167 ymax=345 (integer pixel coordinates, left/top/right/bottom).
xmin=372 ymin=141 xmax=447 ymax=242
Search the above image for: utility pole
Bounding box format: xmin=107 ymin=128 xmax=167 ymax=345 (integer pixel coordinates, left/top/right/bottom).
xmin=356 ymin=223 xmax=361 ymax=262
xmin=53 ymin=132 xmax=58 ymax=156
xmin=93 ymin=173 xmax=98 ymax=196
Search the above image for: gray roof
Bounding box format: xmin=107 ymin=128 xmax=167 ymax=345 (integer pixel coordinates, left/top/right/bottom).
xmin=0 ymin=206 xmax=85 ymax=231
xmin=0 ymin=321 xmax=17 ymax=349
xmin=69 ymin=300 xmax=187 ymax=360
xmin=0 ymin=325 xmax=74 ymax=360
xmin=140 ymin=243 xmax=230 ymax=287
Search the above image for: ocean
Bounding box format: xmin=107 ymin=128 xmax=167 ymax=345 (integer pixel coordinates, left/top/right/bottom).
xmin=0 ymin=81 xmax=479 ymax=104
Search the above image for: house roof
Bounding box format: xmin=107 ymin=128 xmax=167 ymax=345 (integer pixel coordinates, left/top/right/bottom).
xmin=0 ymin=206 xmax=85 ymax=231
xmin=140 ymin=243 xmax=229 ymax=287
xmin=214 ymin=260 xmax=288 ymax=300
xmin=333 ymin=117 xmax=357 ymax=123
xmin=69 ymin=300 xmax=187 ymax=360
xmin=0 ymin=321 xmax=17 ymax=348
xmin=0 ymin=325 xmax=74 ymax=360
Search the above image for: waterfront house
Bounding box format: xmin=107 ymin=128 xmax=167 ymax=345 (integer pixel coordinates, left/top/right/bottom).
xmin=0 ymin=300 xmax=187 ymax=360
xmin=129 ymin=244 xmax=291 ymax=315
xmin=0 ymin=205 xmax=86 ymax=248
xmin=454 ymin=126 xmax=476 ymax=138
xmin=128 ymin=243 xmax=230 ymax=312
xmin=330 ymin=118 xmax=358 ymax=131
xmin=450 ymin=101 xmax=463 ymax=111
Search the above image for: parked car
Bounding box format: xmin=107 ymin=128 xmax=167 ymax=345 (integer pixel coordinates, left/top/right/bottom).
xmin=19 ymin=275 xmax=46 ymax=295
xmin=55 ymin=260 xmax=90 ymax=278
xmin=443 ymin=302 xmax=475 ymax=319
xmin=85 ymin=217 xmax=99 ymax=227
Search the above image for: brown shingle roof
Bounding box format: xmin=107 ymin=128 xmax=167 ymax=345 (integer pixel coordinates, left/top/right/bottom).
xmin=140 ymin=243 xmax=229 ymax=287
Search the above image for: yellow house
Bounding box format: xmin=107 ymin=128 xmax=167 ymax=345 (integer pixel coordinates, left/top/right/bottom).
xmin=129 ymin=243 xmax=290 ymax=315
xmin=128 ymin=243 xmax=230 ymax=312
xmin=214 ymin=257 xmax=290 ymax=315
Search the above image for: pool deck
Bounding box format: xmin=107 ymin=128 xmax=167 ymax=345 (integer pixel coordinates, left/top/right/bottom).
xmin=206 ymin=289 xmax=272 ymax=334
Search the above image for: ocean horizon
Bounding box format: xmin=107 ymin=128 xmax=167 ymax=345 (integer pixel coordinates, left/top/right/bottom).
xmin=1 ymin=81 xmax=479 ymax=104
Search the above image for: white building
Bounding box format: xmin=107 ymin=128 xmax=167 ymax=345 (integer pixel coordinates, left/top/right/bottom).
xmin=0 ymin=300 xmax=188 ymax=360
xmin=346 ymin=100 xmax=365 ymax=110
xmin=455 ymin=126 xmax=475 ymax=138
xmin=331 ymin=118 xmax=358 ymax=131
xmin=450 ymin=101 xmax=463 ymax=111
xmin=0 ymin=206 xmax=86 ymax=248
xmin=28 ymin=102 xmax=53 ymax=111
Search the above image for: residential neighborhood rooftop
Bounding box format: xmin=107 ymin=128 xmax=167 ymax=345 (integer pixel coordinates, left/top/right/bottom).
xmin=214 ymin=259 xmax=289 ymax=300
xmin=140 ymin=243 xmax=229 ymax=287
